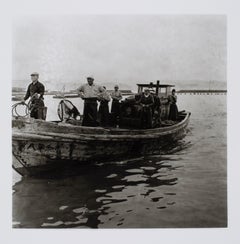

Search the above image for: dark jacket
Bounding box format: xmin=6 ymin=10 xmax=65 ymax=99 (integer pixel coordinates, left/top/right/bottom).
xmin=24 ymin=81 xmax=45 ymax=101
xmin=139 ymin=94 xmax=154 ymax=107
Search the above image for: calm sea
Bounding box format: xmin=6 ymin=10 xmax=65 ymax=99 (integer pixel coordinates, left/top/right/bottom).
xmin=12 ymin=94 xmax=227 ymax=228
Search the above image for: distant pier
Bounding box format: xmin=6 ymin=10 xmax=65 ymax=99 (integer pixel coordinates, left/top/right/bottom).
xmin=177 ymin=89 xmax=227 ymax=95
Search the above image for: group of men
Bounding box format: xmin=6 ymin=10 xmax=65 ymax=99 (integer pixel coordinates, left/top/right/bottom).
xmin=77 ymin=76 xmax=122 ymax=127
xmin=78 ymin=78 xmax=162 ymax=128
xmin=21 ymin=73 xmax=123 ymax=126
xmin=21 ymin=72 xmax=177 ymax=128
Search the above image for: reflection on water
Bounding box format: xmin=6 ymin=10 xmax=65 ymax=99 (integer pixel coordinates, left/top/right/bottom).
xmin=12 ymin=95 xmax=227 ymax=228
xmin=12 ymin=151 xmax=184 ymax=228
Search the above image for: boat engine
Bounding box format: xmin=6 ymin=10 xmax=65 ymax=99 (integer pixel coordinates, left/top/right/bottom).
xmin=119 ymin=94 xmax=144 ymax=128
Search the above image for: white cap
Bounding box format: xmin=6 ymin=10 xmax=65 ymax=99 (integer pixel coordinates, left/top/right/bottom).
xmin=86 ymin=76 xmax=94 ymax=80
xmin=31 ymin=72 xmax=39 ymax=76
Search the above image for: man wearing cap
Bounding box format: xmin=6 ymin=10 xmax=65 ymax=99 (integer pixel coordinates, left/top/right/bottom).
xmin=98 ymin=86 xmax=111 ymax=127
xmin=22 ymin=72 xmax=45 ymax=119
xmin=139 ymin=88 xmax=154 ymax=128
xmin=110 ymin=84 xmax=122 ymax=125
xmin=78 ymin=76 xmax=103 ymax=126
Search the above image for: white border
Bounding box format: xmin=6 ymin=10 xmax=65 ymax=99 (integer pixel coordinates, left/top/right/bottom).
xmin=1 ymin=0 xmax=240 ymax=243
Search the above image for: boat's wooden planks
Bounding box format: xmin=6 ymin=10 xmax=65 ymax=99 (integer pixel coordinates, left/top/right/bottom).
xmin=12 ymin=128 xmax=186 ymax=168
xmin=13 ymin=119 xmax=188 ymax=141
xmin=12 ymin=112 xmax=190 ymax=176
xmin=12 ymin=113 xmax=190 ymax=137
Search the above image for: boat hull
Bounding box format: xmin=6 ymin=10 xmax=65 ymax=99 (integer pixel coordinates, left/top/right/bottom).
xmin=12 ymin=113 xmax=190 ymax=176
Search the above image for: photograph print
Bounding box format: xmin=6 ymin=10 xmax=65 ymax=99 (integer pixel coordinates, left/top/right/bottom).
xmin=12 ymin=15 xmax=227 ymax=228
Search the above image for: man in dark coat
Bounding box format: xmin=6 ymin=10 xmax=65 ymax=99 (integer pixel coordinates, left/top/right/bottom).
xmin=110 ymin=84 xmax=122 ymax=125
xmin=22 ymin=72 xmax=46 ymax=119
xmin=98 ymin=86 xmax=111 ymax=127
xmin=152 ymin=93 xmax=162 ymax=127
xmin=139 ymin=88 xmax=154 ymax=128
xmin=168 ymin=89 xmax=178 ymax=121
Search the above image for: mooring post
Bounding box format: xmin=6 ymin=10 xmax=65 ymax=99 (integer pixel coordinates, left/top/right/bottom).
xmin=156 ymin=80 xmax=160 ymax=95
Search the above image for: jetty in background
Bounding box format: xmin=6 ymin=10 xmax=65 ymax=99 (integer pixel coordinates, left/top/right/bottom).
xmin=177 ymin=89 xmax=227 ymax=95
xmin=12 ymin=86 xmax=227 ymax=99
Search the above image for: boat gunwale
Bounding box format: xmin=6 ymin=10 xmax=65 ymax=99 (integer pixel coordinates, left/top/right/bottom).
xmin=12 ymin=112 xmax=190 ymax=141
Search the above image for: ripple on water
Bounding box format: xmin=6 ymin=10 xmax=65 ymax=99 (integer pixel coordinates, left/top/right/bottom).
xmin=151 ymin=197 xmax=163 ymax=202
xmin=95 ymin=189 xmax=107 ymax=193
xmin=151 ymin=173 xmax=163 ymax=178
xmin=41 ymin=221 xmax=64 ymax=227
xmin=64 ymin=218 xmax=88 ymax=226
xmin=73 ymin=207 xmax=87 ymax=214
xmin=155 ymin=161 xmax=168 ymax=165
xmin=112 ymin=185 xmax=125 ymax=189
xmin=140 ymin=166 xmax=156 ymax=171
xmin=122 ymin=174 xmax=148 ymax=182
xmin=125 ymin=169 xmax=144 ymax=173
xmin=106 ymin=174 xmax=118 ymax=178
xmin=59 ymin=206 xmax=68 ymax=210
xmin=157 ymin=167 xmax=170 ymax=173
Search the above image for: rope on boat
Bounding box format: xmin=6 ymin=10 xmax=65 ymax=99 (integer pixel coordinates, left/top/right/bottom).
xmin=12 ymin=102 xmax=30 ymax=117
xmin=12 ymin=97 xmax=45 ymax=118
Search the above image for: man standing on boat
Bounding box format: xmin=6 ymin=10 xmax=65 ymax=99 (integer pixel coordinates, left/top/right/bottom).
xmin=78 ymin=76 xmax=103 ymax=127
xmin=168 ymin=88 xmax=178 ymax=121
xmin=98 ymin=86 xmax=111 ymax=127
xmin=139 ymin=88 xmax=154 ymax=128
xmin=151 ymin=90 xmax=162 ymax=127
xmin=21 ymin=72 xmax=46 ymax=120
xmin=111 ymin=84 xmax=122 ymax=125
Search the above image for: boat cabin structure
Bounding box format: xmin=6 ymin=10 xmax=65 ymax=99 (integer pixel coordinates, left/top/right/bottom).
xmin=137 ymin=81 xmax=174 ymax=98
xmin=135 ymin=81 xmax=175 ymax=120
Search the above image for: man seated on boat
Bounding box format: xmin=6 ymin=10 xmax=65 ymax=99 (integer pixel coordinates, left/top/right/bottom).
xmin=111 ymin=84 xmax=122 ymax=125
xmin=21 ymin=72 xmax=46 ymax=120
xmin=139 ymin=88 xmax=154 ymax=128
xmin=98 ymin=86 xmax=111 ymax=127
xmin=78 ymin=76 xmax=104 ymax=127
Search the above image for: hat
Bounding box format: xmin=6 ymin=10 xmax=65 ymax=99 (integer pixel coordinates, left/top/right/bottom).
xmin=86 ymin=76 xmax=94 ymax=80
xmin=31 ymin=72 xmax=39 ymax=76
xmin=114 ymin=84 xmax=119 ymax=88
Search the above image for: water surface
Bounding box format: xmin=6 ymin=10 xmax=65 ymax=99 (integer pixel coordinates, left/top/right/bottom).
xmin=12 ymin=94 xmax=227 ymax=228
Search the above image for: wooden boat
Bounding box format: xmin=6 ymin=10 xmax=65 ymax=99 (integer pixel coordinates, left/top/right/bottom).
xmin=12 ymin=81 xmax=191 ymax=176
xmin=12 ymin=112 xmax=190 ymax=176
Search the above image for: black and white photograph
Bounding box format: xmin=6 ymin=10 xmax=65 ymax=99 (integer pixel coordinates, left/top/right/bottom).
xmin=11 ymin=14 xmax=227 ymax=229
xmin=2 ymin=0 xmax=240 ymax=243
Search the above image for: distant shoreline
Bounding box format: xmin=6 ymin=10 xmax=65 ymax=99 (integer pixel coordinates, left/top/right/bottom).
xmin=177 ymin=89 xmax=227 ymax=94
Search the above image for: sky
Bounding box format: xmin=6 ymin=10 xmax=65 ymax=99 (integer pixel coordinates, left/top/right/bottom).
xmin=12 ymin=15 xmax=226 ymax=90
